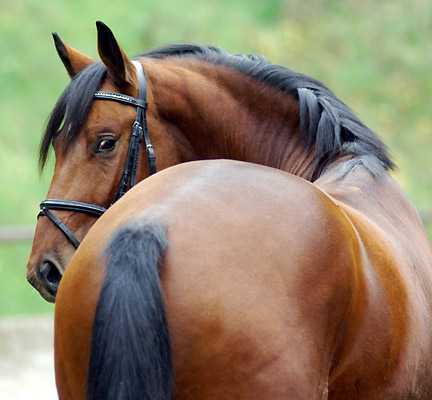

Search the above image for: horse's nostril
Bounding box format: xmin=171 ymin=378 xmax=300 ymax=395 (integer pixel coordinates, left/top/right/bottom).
xmin=41 ymin=262 xmax=62 ymax=284
xmin=36 ymin=261 xmax=62 ymax=296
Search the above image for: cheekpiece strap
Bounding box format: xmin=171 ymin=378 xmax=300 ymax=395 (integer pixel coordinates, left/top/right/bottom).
xmin=96 ymin=61 xmax=156 ymax=204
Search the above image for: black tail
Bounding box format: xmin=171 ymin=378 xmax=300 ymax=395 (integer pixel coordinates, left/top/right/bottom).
xmin=87 ymin=221 xmax=173 ymax=400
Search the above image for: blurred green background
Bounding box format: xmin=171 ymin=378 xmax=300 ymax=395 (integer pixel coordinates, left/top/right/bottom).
xmin=0 ymin=0 xmax=431 ymax=316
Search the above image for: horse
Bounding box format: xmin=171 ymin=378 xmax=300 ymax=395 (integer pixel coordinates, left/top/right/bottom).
xmin=55 ymin=159 xmax=432 ymax=399
xmin=24 ymin=21 xmax=432 ymax=398
xmin=27 ymin=21 xmax=402 ymax=302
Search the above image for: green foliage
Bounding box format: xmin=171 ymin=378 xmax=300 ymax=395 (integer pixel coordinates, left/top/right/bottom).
xmin=0 ymin=0 xmax=431 ymax=314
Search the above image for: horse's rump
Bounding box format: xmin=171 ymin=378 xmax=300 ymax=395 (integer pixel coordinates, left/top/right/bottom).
xmin=55 ymin=160 xmax=362 ymax=399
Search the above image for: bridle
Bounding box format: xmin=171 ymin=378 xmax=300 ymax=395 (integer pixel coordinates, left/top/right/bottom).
xmin=38 ymin=61 xmax=156 ymax=248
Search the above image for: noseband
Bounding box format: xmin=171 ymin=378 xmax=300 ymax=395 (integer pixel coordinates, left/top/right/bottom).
xmin=38 ymin=61 xmax=156 ymax=248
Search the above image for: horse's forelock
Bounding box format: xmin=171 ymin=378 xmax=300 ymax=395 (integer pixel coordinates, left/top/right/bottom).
xmin=39 ymin=62 xmax=107 ymax=171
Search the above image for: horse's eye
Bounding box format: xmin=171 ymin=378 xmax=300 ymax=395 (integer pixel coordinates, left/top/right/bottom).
xmin=95 ymin=138 xmax=116 ymax=153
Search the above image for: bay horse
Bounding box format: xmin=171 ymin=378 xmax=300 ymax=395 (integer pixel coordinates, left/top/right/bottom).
xmin=26 ymin=21 xmax=405 ymax=302
xmin=23 ymin=21 xmax=432 ymax=399
xmin=55 ymin=159 xmax=432 ymax=399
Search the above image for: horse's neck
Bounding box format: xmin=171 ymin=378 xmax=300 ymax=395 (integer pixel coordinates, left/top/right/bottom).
xmin=145 ymin=59 xmax=315 ymax=179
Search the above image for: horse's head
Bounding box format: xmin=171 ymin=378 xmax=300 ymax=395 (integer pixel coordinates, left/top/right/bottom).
xmin=27 ymin=22 xmax=188 ymax=302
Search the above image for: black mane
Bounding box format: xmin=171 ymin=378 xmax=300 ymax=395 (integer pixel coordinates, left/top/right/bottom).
xmin=40 ymin=62 xmax=107 ymax=169
xmin=41 ymin=44 xmax=394 ymax=177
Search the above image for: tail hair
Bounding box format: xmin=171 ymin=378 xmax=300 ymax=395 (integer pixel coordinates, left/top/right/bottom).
xmin=87 ymin=220 xmax=173 ymax=399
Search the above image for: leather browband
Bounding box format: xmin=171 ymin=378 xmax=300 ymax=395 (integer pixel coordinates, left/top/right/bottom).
xmin=93 ymin=92 xmax=147 ymax=109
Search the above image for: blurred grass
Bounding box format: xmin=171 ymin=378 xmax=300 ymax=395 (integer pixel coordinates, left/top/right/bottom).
xmin=0 ymin=242 xmax=54 ymax=315
xmin=0 ymin=0 xmax=431 ymax=315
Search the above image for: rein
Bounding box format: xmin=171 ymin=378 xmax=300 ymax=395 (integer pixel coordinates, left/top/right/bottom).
xmin=38 ymin=61 xmax=156 ymax=248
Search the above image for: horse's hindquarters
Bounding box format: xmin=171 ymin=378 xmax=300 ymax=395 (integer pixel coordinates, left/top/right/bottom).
xmin=54 ymin=161 xmax=362 ymax=399
xmin=155 ymin=171 xmax=359 ymax=399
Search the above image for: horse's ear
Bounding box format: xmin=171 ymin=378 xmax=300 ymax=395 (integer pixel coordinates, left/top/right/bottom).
xmin=52 ymin=33 xmax=95 ymax=78
xmin=96 ymin=21 xmax=136 ymax=89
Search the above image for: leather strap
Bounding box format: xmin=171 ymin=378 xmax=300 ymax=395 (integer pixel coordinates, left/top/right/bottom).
xmin=95 ymin=61 xmax=156 ymax=203
xmin=38 ymin=200 xmax=107 ymax=248
xmin=38 ymin=207 xmax=80 ymax=248
xmin=134 ymin=61 xmax=156 ymax=177
xmin=93 ymin=92 xmax=147 ymax=109
xmin=39 ymin=200 xmax=107 ymax=217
